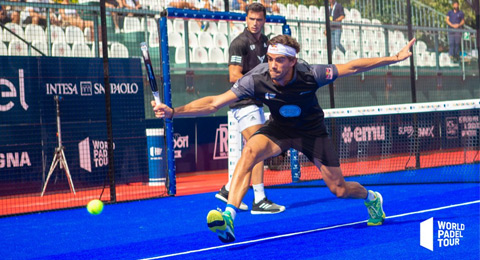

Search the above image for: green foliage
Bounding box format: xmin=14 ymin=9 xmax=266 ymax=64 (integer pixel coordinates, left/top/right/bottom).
xmin=277 ymin=0 xmax=476 ymax=28
xmin=415 ymin=0 xmax=476 ymax=28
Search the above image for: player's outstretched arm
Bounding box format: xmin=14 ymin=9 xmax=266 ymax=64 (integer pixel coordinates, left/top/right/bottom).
xmin=151 ymin=90 xmax=239 ymax=119
xmin=336 ymin=38 xmax=416 ymax=78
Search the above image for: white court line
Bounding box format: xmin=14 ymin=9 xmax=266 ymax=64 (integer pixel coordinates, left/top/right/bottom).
xmin=140 ymin=200 xmax=480 ymax=260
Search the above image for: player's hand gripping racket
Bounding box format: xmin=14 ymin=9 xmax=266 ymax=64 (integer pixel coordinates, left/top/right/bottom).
xmin=140 ymin=42 xmax=161 ymax=105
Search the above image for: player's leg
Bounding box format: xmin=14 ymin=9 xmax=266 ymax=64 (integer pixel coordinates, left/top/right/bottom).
xmin=207 ymin=133 xmax=283 ymax=243
xmin=306 ymin=136 xmax=385 ymax=226
xmin=241 ymin=124 xmax=285 ymax=214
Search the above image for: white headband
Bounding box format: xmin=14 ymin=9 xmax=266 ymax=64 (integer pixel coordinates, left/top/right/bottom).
xmin=267 ymin=43 xmax=297 ymax=57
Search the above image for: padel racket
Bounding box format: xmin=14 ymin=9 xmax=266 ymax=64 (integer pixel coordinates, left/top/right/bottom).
xmin=140 ymin=42 xmax=161 ymax=105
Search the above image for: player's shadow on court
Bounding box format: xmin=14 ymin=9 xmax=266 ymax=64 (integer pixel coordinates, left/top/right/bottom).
xmin=287 ymin=197 xmax=337 ymax=210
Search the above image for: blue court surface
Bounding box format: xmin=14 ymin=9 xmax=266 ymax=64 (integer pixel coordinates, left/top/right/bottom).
xmin=1 ymin=168 xmax=479 ymax=259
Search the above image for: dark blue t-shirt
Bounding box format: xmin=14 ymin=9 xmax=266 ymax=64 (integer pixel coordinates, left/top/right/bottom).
xmin=447 ymin=10 xmax=464 ymax=28
xmin=230 ymin=61 xmax=338 ymax=135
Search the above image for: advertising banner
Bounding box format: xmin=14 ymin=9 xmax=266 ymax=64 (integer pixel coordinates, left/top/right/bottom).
xmin=0 ymin=57 xmax=147 ymax=196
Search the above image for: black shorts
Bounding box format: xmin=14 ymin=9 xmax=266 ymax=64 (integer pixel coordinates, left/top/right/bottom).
xmin=254 ymin=121 xmax=340 ymax=167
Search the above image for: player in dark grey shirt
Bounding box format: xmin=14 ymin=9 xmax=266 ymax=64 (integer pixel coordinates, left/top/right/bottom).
xmin=152 ymin=35 xmax=416 ymax=243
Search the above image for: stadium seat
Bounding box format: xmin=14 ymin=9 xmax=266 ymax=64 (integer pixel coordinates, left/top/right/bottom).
xmin=213 ymin=33 xmax=228 ymax=50
xmin=141 ymin=17 xmax=158 ymax=33
xmin=309 ymin=27 xmax=321 ymax=42
xmin=3 ymin=23 xmax=24 ymax=42
xmin=344 ymin=37 xmax=359 ymax=53
xmin=197 ymin=32 xmax=213 ymax=48
xmin=416 ymin=40 xmax=428 ymax=53
xmin=318 ymin=51 xmax=328 ymax=64
xmin=217 ymin=21 xmax=228 ymax=35
xmin=65 ymin=26 xmax=85 ymax=44
xmin=31 ymin=40 xmax=47 ymax=56
xmin=345 ymin=50 xmax=359 ymax=62
xmin=439 ymin=52 xmax=454 ymax=67
xmin=319 ymin=6 xmax=325 ymax=21
xmin=309 ymin=50 xmax=321 ymax=64
xmin=286 ymin=4 xmax=298 ymax=20
xmin=309 ymin=38 xmax=322 ymax=52
xmin=343 ymin=8 xmax=350 ymax=19
xmin=110 ymin=42 xmax=129 ymax=58
xmin=188 ymin=32 xmax=199 ymax=48
xmin=271 ymin=24 xmax=283 ymax=36
xmin=333 ymin=50 xmax=345 ymax=63
xmin=204 ymin=21 xmax=218 ymax=34
xmin=8 ymin=39 xmax=28 ymax=56
xmin=191 ymin=47 xmax=208 ymax=63
xmin=0 ymin=42 xmax=8 ymax=55
xmin=91 ymin=42 xmax=104 ymax=58
xmin=276 ymin=3 xmax=287 ymax=16
xmin=124 ymin=17 xmax=142 ymax=33
xmin=149 ymin=31 xmax=160 ymax=47
xmin=168 ymin=31 xmax=184 ymax=47
xmin=49 ymin=25 xmax=66 ymax=43
xmin=349 ymin=8 xmax=362 ymax=23
xmin=175 ymin=46 xmax=186 ymax=64
xmin=298 ymin=50 xmax=308 ymax=61
xmin=299 ymin=37 xmax=311 ymax=52
xmin=167 ymin=19 xmax=173 ymax=33
xmin=25 ymin=24 xmax=46 ymax=43
xmin=72 ymin=42 xmax=93 ymax=57
xmin=52 ymin=42 xmax=72 ymax=57
xmin=172 ymin=19 xmax=185 ymax=35
xmin=208 ymin=46 xmax=225 ymax=64
xmin=308 ymin=5 xmax=320 ymax=21
xmin=188 ymin=20 xmax=201 ymax=34
xmin=264 ymin=24 xmax=272 ymax=36
xmin=297 ymin=4 xmax=309 ymax=19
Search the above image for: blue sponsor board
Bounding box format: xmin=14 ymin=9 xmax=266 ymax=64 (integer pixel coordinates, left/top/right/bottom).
xmin=0 ymin=57 xmax=147 ymax=196
xmin=146 ymin=116 xmax=229 ymax=174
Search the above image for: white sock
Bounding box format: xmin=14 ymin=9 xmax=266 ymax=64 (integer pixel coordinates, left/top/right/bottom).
xmin=365 ymin=190 xmax=376 ymax=202
xmin=225 ymin=206 xmax=237 ymax=220
xmin=253 ymin=183 xmax=266 ymax=204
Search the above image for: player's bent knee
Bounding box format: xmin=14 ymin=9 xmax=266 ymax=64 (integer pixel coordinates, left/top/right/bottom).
xmin=331 ymin=186 xmax=348 ymax=198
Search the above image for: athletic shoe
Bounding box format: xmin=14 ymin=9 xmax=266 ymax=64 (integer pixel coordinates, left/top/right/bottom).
xmin=215 ymin=185 xmax=248 ymax=211
xmin=364 ymin=191 xmax=386 ymax=226
xmin=251 ymin=197 xmax=286 ymax=215
xmin=207 ymin=209 xmax=235 ymax=243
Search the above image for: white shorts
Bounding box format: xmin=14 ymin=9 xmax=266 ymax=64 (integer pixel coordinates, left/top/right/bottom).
xmin=231 ymin=105 xmax=266 ymax=132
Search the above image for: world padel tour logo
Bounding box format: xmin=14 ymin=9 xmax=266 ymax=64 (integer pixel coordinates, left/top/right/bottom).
xmin=78 ymin=137 xmax=115 ymax=172
xmin=420 ymin=217 xmax=466 ymax=251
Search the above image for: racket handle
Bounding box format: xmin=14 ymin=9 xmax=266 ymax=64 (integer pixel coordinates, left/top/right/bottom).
xmin=152 ymin=91 xmax=162 ymax=105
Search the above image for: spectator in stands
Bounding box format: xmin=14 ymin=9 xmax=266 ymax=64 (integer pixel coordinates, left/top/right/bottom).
xmin=59 ymin=0 xmax=94 ymax=32
xmin=231 ymin=0 xmax=252 ymax=12
xmin=1 ymin=0 xmax=25 ymax=25
xmin=122 ymin=0 xmax=142 ymax=16
xmin=105 ymin=0 xmax=122 ymax=33
xmin=325 ymin=0 xmax=346 ymax=54
xmin=24 ymin=0 xmax=60 ymax=27
xmin=445 ymin=1 xmax=464 ymax=62
xmin=167 ymin=0 xmax=198 ymax=10
xmin=0 ymin=6 xmax=10 ymax=24
xmin=259 ymin=0 xmax=279 ymax=14
xmin=211 ymin=0 xmax=225 ymax=11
